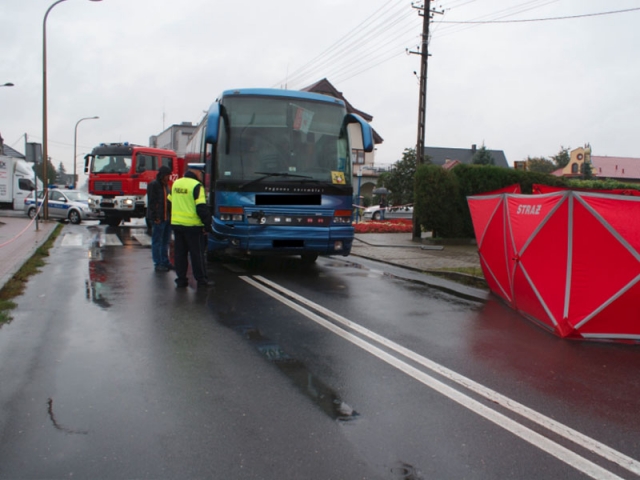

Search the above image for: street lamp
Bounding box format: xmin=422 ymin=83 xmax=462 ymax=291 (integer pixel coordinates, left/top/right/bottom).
xmin=356 ymin=168 xmax=363 ymax=223
xmin=1 ymin=82 xmax=14 ymax=87
xmin=42 ymin=0 xmax=102 ymax=219
xmin=73 ymin=116 xmax=99 ymax=188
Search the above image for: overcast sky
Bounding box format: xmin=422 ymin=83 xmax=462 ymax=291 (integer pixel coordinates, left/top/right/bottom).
xmin=2 ymin=0 xmax=640 ymax=183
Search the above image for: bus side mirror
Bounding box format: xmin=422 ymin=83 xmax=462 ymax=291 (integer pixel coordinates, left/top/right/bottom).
xmin=344 ymin=113 xmax=374 ymax=153
xmin=84 ymin=154 xmax=91 ymax=174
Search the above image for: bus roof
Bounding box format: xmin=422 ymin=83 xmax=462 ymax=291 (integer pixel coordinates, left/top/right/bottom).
xmin=204 ymin=88 xmax=349 ymax=144
xmin=218 ymin=88 xmax=345 ymax=107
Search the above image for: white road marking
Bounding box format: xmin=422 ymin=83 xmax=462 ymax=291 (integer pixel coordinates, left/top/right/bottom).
xmin=132 ymin=234 xmax=152 ymax=246
xmin=100 ymin=233 xmax=123 ymax=246
xmin=243 ymin=275 xmax=637 ymax=480
xmin=60 ymin=231 xmax=153 ymax=247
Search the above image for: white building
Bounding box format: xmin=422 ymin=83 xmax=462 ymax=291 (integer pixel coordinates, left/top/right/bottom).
xmin=149 ymin=122 xmax=198 ymax=157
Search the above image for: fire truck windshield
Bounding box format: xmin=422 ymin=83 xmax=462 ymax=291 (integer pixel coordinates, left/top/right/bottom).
xmin=92 ymin=155 xmax=132 ymax=174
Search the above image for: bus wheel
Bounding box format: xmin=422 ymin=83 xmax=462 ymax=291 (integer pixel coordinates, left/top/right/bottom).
xmin=300 ymin=253 xmax=318 ymax=265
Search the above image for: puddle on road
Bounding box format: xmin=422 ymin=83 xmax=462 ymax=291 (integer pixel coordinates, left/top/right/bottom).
xmin=219 ymin=320 xmax=359 ymax=422
xmin=85 ymin=232 xmax=111 ymax=309
xmin=390 ymin=461 xmax=424 ymax=480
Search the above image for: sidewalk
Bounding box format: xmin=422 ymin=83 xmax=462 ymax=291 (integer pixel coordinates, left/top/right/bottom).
xmin=352 ymin=233 xmax=481 ymax=270
xmin=350 ymin=232 xmax=488 ymax=301
xmin=0 ymin=212 xmax=59 ymax=291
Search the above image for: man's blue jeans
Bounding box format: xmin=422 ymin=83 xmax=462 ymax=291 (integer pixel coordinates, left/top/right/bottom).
xmin=151 ymin=220 xmax=172 ymax=267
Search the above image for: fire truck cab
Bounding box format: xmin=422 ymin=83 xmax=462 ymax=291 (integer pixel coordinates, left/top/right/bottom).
xmin=84 ymin=143 xmax=184 ymax=227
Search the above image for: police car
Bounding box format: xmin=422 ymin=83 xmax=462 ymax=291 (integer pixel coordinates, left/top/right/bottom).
xmin=24 ymin=189 xmax=99 ymax=224
xmin=362 ymin=205 xmax=413 ymax=221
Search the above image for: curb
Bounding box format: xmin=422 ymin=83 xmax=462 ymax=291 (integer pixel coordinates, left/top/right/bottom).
xmin=348 ymin=252 xmax=490 ymax=303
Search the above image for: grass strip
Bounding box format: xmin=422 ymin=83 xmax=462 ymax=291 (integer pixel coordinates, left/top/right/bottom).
xmin=0 ymin=223 xmax=64 ymax=325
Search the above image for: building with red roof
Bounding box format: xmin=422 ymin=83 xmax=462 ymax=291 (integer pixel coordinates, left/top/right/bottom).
xmin=552 ymin=146 xmax=640 ymax=184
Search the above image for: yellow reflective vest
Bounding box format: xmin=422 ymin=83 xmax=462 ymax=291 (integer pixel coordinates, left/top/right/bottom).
xmin=168 ymin=177 xmax=206 ymax=227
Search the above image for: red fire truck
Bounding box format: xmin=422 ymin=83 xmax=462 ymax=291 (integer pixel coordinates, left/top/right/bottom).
xmin=84 ymin=143 xmax=185 ymax=227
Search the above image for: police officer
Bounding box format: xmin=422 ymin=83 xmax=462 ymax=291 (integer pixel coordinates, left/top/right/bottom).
xmin=168 ymin=169 xmax=213 ymax=288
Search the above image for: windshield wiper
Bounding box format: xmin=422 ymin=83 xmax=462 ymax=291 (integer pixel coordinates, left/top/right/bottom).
xmin=240 ymin=172 xmax=313 ymax=188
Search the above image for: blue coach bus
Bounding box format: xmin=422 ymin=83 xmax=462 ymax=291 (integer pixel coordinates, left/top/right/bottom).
xmin=184 ymin=88 xmax=374 ymax=263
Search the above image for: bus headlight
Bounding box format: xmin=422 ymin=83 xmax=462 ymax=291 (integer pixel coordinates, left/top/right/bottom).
xmin=334 ymin=241 xmax=344 ymax=251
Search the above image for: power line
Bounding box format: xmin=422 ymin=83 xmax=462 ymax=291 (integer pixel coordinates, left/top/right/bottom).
xmin=274 ymin=0 xmax=403 ymax=87
xmin=280 ymin=0 xmax=558 ymax=89
xmin=332 ymin=37 xmax=417 ymax=84
xmin=277 ymin=2 xmax=640 ymax=91
xmin=324 ymin=0 xmax=555 ymax=84
xmin=434 ymin=0 xmax=558 ymax=37
xmin=274 ymin=0 xmax=414 ymax=89
xmin=437 ymin=6 xmax=640 ymax=24
xmin=302 ymin=12 xmax=419 ymax=86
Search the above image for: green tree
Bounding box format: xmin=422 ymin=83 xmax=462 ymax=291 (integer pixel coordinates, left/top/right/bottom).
xmin=33 ymin=157 xmax=57 ymax=186
xmin=471 ymin=144 xmax=494 ymax=165
xmin=526 ymin=156 xmax=556 ymax=174
xmin=552 ymin=146 xmax=570 ymax=168
xmin=581 ymin=160 xmax=593 ymax=179
xmin=378 ymin=148 xmax=422 ymax=206
xmin=57 ymin=161 xmax=67 ymax=183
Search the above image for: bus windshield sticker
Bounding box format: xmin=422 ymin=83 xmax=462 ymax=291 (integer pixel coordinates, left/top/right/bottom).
xmin=331 ymin=171 xmax=346 ymax=184
xmin=293 ymin=105 xmax=314 ymax=133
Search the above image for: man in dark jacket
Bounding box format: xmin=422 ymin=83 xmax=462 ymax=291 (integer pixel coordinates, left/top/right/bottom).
xmin=147 ymin=165 xmax=173 ymax=272
xmin=379 ymin=194 xmax=388 ymax=220
xmin=168 ymin=169 xmax=213 ymax=288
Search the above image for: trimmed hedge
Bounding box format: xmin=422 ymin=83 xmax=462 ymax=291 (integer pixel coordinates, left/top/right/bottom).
xmin=414 ymin=165 xmax=463 ymax=238
xmin=414 ymin=164 xmax=640 ymax=239
xmin=452 ymin=165 xmax=568 ymax=237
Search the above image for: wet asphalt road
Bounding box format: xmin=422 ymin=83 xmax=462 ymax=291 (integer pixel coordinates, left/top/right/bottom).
xmin=0 ymin=222 xmax=639 ymax=479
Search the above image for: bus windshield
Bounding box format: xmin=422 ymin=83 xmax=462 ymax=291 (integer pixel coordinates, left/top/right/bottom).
xmin=217 ymin=96 xmax=351 ymax=185
xmin=91 ymin=155 xmax=132 ymax=174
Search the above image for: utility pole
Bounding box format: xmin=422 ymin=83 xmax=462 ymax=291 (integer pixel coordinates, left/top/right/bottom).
xmin=25 ymin=133 xmax=39 ymax=231
xmin=410 ymin=1 xmax=441 ymax=239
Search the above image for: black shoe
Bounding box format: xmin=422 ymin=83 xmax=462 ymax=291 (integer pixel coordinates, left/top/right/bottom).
xmin=197 ymin=279 xmax=215 ymax=288
xmin=175 ymin=279 xmax=188 ymax=288
xmin=155 ymin=265 xmax=169 ymax=272
xmin=165 ymin=264 xmax=175 ymax=270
